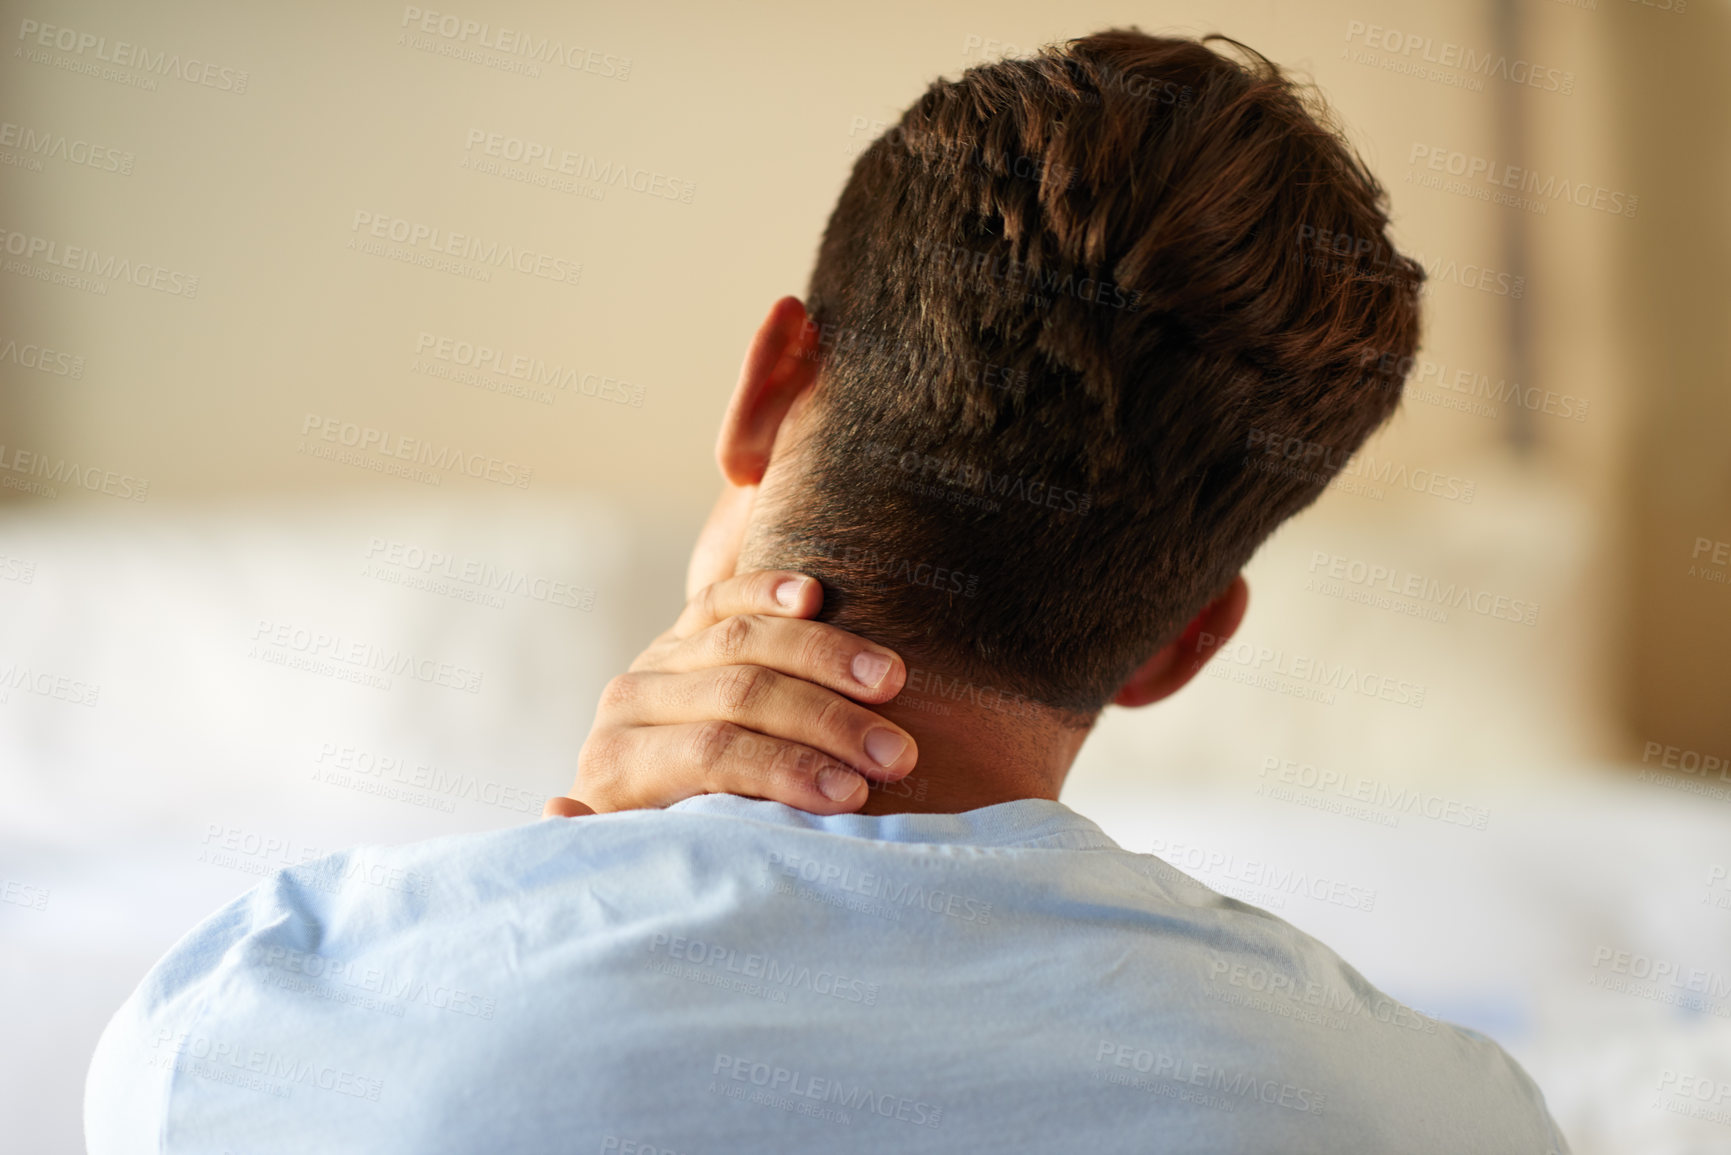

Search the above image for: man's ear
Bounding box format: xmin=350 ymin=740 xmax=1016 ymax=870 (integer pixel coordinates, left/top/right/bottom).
xmin=1110 ymin=575 xmax=1250 ymax=709
xmin=716 ymin=296 xmax=821 ymax=486
xmin=684 ymin=297 xmax=820 ymax=600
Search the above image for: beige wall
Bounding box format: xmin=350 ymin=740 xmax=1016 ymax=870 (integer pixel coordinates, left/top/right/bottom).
xmin=0 ymin=0 xmax=1522 ymax=505
xmin=1606 ymin=0 xmax=1731 ymax=754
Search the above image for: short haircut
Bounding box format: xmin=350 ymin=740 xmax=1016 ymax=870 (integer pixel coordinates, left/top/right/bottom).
xmin=761 ymin=28 xmax=1425 ymax=715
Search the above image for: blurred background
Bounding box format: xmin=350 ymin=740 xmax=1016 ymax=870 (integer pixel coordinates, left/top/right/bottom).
xmin=2 ymin=0 xmax=1728 ymax=1151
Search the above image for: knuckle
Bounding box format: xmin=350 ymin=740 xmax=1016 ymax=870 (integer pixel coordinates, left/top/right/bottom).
xmin=781 ymin=744 xmax=827 ymax=782
xmin=715 ymin=665 xmax=772 ymax=715
xmin=814 ymin=691 xmax=856 ymax=741
xmin=690 ymin=719 xmax=740 ymax=773
xmin=598 ymin=673 xmax=638 ymax=712
xmin=575 ymin=733 xmax=623 ymax=797
xmin=793 ymin=625 xmax=840 ymax=680
xmin=712 ymin=614 xmax=754 ymax=664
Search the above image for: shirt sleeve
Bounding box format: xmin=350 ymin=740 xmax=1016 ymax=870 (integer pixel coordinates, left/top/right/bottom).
xmin=83 ymin=865 xmax=338 ymax=1154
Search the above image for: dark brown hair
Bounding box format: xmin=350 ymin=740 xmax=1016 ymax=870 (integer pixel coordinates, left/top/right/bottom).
xmin=762 ymin=29 xmax=1425 ymax=715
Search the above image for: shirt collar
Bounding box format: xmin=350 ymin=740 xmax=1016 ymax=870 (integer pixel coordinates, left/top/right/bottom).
xmin=664 ymin=793 xmax=1120 ymax=851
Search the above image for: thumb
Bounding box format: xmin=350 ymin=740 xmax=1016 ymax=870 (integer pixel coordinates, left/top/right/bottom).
xmin=542 ymin=796 xmax=597 ymax=819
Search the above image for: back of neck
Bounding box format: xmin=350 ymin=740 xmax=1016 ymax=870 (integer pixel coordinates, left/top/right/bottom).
xmin=854 ymin=697 xmax=1091 ymax=815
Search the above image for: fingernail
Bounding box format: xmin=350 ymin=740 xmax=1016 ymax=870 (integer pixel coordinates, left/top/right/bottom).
xmin=864 ymin=729 xmax=908 ymax=769
xmin=817 ymin=765 xmax=863 ymax=802
xmin=851 ymin=651 xmax=892 ymax=688
xmin=775 ymin=579 xmax=805 ymax=607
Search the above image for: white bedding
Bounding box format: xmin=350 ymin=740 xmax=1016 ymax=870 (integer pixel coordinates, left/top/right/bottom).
xmin=2 ymin=496 xmax=1726 ymax=1154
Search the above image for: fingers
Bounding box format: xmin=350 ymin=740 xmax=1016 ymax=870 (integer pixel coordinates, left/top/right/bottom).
xmin=652 ymin=614 xmax=906 ymax=705
xmin=586 ymin=722 xmax=873 ymax=814
xmin=564 ymin=567 xmax=922 ymax=820
xmin=595 ymin=666 xmax=917 ymax=781
xmin=670 ymin=570 xmax=822 ymax=640
xmin=542 ymin=795 xmax=596 ymax=819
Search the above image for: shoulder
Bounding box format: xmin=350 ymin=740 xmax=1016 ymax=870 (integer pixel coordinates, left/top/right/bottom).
xmin=1109 ymin=860 xmax=1566 ymax=1148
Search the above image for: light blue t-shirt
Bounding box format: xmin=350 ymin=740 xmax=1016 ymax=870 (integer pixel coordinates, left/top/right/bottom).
xmin=87 ymin=795 xmax=1569 ymax=1153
